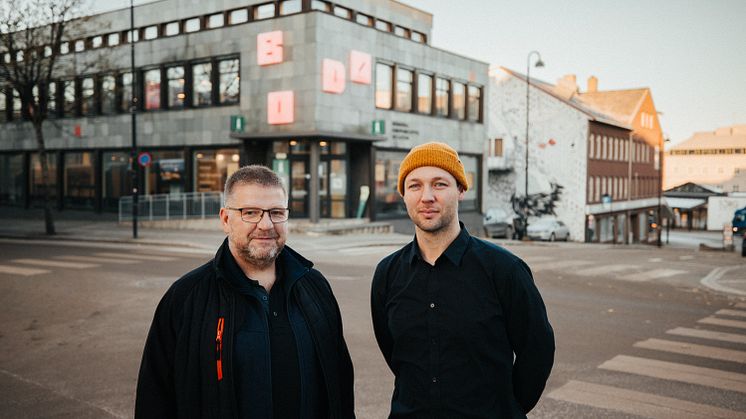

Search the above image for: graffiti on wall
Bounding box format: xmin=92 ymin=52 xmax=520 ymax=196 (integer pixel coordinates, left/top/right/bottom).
xmin=511 ymin=182 xmax=564 ymax=218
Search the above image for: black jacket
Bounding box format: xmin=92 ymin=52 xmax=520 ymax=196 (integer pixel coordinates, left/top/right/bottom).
xmin=135 ymin=240 xmax=355 ymax=418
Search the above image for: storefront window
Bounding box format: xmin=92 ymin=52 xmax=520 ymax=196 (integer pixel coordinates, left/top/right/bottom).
xmin=64 ymin=152 xmax=95 ymax=209
xmin=452 ymin=81 xmax=466 ymax=120
xmin=102 ymin=151 xmax=131 ymax=211
xmin=145 ymin=150 xmax=185 ymax=195
xmin=193 ymin=62 xmax=212 ymax=106
xmin=144 ymin=68 xmax=161 ymax=110
xmin=374 ymin=150 xmax=406 ymax=217
xmin=329 ymin=159 xmax=347 ymax=218
xmin=30 ymin=152 xmax=57 ymax=206
xmin=218 ymin=58 xmax=239 ymax=104
xmin=417 ymin=73 xmax=432 ymax=114
xmin=375 ymin=63 xmax=393 ymax=109
xmin=193 ymin=148 xmax=240 ymax=192
xmin=460 ymin=154 xmax=478 ymax=211
xmin=289 ymin=139 xmax=310 ymax=154
xmin=101 ymin=75 xmax=116 ymax=114
xmin=395 ymin=67 xmax=413 ymax=112
xmin=0 ymin=154 xmax=24 ymax=205
xmin=167 ymin=66 xmax=185 ymax=108
xmin=435 ymin=77 xmax=449 ymax=117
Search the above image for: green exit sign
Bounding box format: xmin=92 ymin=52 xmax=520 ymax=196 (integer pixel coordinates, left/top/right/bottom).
xmin=371 ymin=119 xmax=385 ymax=135
xmin=230 ymin=115 xmax=246 ymax=133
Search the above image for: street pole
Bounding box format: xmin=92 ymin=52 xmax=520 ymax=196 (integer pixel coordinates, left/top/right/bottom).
xmin=525 ymin=51 xmax=544 ymax=238
xmin=130 ymin=0 xmax=139 ymax=239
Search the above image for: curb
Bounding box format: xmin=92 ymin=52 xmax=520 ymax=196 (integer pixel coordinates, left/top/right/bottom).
xmin=700 ymin=265 xmax=746 ymax=297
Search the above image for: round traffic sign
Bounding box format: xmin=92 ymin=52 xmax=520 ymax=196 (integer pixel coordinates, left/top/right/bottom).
xmin=137 ymin=152 xmax=153 ymax=168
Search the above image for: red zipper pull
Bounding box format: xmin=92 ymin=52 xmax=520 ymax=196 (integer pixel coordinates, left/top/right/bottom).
xmin=216 ymin=317 xmax=224 ymax=381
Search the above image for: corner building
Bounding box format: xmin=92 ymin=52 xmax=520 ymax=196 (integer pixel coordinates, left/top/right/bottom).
xmin=0 ymin=0 xmax=487 ymax=223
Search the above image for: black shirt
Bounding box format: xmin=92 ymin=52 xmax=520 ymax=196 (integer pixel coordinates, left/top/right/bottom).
xmin=371 ymin=225 xmax=555 ymax=418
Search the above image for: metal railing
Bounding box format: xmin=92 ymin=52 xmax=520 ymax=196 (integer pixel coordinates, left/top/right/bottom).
xmin=119 ymin=192 xmax=223 ymax=222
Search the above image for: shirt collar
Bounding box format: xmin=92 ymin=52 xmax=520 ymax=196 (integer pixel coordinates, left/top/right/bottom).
xmin=408 ymin=222 xmax=470 ymax=267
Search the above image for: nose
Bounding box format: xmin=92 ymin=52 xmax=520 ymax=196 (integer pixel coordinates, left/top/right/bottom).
xmin=420 ymin=185 xmax=435 ymax=202
xmin=256 ymin=211 xmax=274 ymax=229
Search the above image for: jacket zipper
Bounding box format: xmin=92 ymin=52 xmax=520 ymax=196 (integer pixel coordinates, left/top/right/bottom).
xmin=216 ymin=316 xmax=225 ymax=381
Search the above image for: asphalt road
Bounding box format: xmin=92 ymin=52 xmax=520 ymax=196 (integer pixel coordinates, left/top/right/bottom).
xmin=0 ymin=238 xmax=744 ymax=418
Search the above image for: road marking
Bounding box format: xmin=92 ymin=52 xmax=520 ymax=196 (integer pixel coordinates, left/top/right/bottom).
xmin=11 ymin=259 xmax=99 ymax=269
xmin=667 ymin=327 xmax=746 ymax=345
xmin=701 ymin=265 xmax=746 ymax=297
xmin=55 ymin=255 xmax=141 ymax=265
xmin=548 ymin=380 xmax=743 ymax=419
xmin=522 ymin=256 xmax=556 ymax=263
xmin=329 ymin=276 xmax=360 ymax=281
xmin=634 ymin=338 xmax=746 ymax=364
xmin=716 ymin=309 xmax=746 ymax=318
xmin=679 ymin=255 xmax=695 ymax=260
xmin=648 ymin=257 xmax=662 ymax=262
xmin=530 ymin=260 xmax=593 ymax=271
xmin=699 ymin=316 xmax=746 ymax=330
xmin=574 ymin=264 xmax=635 ymax=277
xmin=599 ymin=355 xmax=746 ymax=394
xmin=619 ymin=268 xmax=688 ymax=282
xmin=94 ymin=252 xmax=176 ymax=262
xmin=736 ymin=302 xmax=746 ymax=309
xmin=0 ymin=265 xmax=50 ymax=276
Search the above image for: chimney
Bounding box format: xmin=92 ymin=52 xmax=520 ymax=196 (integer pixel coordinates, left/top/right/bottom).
xmin=555 ymin=74 xmax=578 ymax=99
xmin=587 ymin=76 xmax=598 ymax=93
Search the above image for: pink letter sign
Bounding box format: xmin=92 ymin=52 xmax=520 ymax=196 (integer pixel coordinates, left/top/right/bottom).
xmin=322 ymin=59 xmax=346 ymax=94
xmin=349 ymin=50 xmax=372 ymax=84
xmin=257 ymin=31 xmax=283 ymax=66
xmin=267 ymin=91 xmax=294 ymax=125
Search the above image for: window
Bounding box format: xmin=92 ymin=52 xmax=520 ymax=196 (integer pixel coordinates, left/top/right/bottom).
xmin=375 ymin=63 xmax=393 ymax=109
xmin=356 ymin=13 xmax=373 ymax=26
xmin=120 ymin=72 xmax=133 ymax=112
xmin=144 ymin=25 xmax=158 ymax=40
xmin=452 ymin=82 xmax=466 ymax=120
xmin=588 ymin=135 xmax=594 ymax=158
xmin=30 ymin=153 xmax=58 ymax=205
xmin=207 ymin=13 xmax=224 ymax=28
xmin=0 ymin=90 xmax=6 ymax=122
xmin=279 ymin=0 xmax=302 ymax=15
xmin=81 ymin=77 xmax=95 ymax=115
xmin=411 ymin=31 xmax=426 ymax=43
xmin=64 ymin=152 xmax=95 ymax=209
xmin=144 ymin=68 xmax=161 ymax=111
xmin=193 ymin=148 xmax=240 ymax=192
xmin=375 ymin=19 xmax=392 ymax=32
xmin=62 ymin=80 xmax=75 ymax=116
xmin=489 ymin=138 xmax=503 ymax=157
xmin=460 ymin=155 xmax=479 ymax=211
xmin=333 ymin=6 xmax=352 ymax=19
xmin=144 ymin=150 xmax=185 ymax=195
xmin=11 ymin=89 xmax=21 ymax=120
xmin=254 ymin=3 xmax=275 ymax=20
xmin=193 ymin=62 xmax=213 ymax=106
xmin=0 ymin=154 xmax=24 ymax=205
xmin=435 ymin=77 xmax=449 ymax=117
xmin=395 ymin=67 xmax=413 ymax=112
xmin=102 ymin=151 xmax=131 ymax=210
xmin=47 ymin=82 xmax=57 ymax=115
xmin=311 ymin=0 xmax=331 ymax=12
xmin=218 ymin=58 xmax=240 ymax=104
xmin=101 ymin=75 xmax=116 ymax=114
xmin=92 ymin=36 xmax=103 ymax=48
xmin=165 ymin=21 xmax=180 ymax=36
xmin=107 ymin=33 xmax=120 ymax=46
xmin=185 ymin=17 xmax=201 ymax=32
xmin=375 ymin=150 xmax=407 ymax=217
xmin=74 ymin=40 xmax=85 ymax=52
xmin=127 ymin=29 xmax=139 ymax=43
xmin=394 ymin=26 xmax=408 ymax=38
xmin=417 ymin=73 xmax=432 ymax=114
xmin=44 ymin=46 xmax=52 ymax=57
xmin=60 ymin=42 xmax=70 ymax=54
xmin=467 ymin=85 xmax=481 ymax=122
xmin=167 ymin=66 xmax=185 ymax=108
xmin=229 ymin=9 xmax=248 ymax=24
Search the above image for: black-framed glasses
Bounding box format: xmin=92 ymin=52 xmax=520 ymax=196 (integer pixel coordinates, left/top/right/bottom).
xmin=224 ymin=207 xmax=290 ymax=223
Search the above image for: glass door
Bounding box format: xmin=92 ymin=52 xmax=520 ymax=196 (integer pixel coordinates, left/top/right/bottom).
xmin=290 ymin=159 xmax=308 ymax=218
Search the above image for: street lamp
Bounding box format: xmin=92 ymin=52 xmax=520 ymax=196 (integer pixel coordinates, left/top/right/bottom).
xmin=130 ymin=0 xmax=139 ymax=239
xmin=524 ymin=50 xmax=544 ymax=238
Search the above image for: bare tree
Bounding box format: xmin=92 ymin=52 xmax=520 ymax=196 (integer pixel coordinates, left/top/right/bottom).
xmin=0 ymin=0 xmax=94 ymax=234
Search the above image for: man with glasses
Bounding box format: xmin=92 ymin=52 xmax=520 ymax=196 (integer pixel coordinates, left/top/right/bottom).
xmin=136 ymin=165 xmax=354 ymax=419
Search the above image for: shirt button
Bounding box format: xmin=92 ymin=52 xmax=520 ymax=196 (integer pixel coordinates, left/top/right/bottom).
xmin=432 ymin=377 xmax=438 ymax=383
xmin=431 ymin=338 xmax=437 ymax=345
xmin=273 ymin=311 xmax=278 ymax=317
xmin=429 ymin=303 xmax=436 ymax=309
xmin=262 ymin=296 xmax=268 ymax=301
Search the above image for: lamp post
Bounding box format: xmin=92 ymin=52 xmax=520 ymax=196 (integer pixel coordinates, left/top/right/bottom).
xmin=657 ymin=137 xmax=671 ymax=247
xmin=524 ymin=50 xmax=544 ymax=238
xmin=130 ymin=0 xmax=139 ymax=239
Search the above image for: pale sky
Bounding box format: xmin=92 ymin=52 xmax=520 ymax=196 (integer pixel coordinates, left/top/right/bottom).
xmin=94 ymin=0 xmax=746 ymax=146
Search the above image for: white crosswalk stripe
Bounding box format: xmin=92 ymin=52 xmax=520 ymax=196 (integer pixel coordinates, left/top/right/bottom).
xmin=11 ymin=259 xmax=99 ymax=269
xmin=634 ymin=338 xmax=746 ymax=364
xmin=0 ymin=265 xmax=50 ymax=276
xmin=698 ymin=316 xmax=746 ymax=330
xmin=667 ymin=327 xmax=746 ymax=345
xmin=619 ymin=268 xmax=687 ymax=281
xmin=574 ymin=264 xmax=636 ymax=277
xmin=94 ymin=252 xmax=176 ymax=262
xmin=716 ymin=309 xmax=746 ymax=318
xmin=55 ymin=255 xmax=141 ymax=265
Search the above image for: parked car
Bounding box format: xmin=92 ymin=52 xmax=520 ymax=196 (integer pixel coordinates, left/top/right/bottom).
xmin=733 ymin=207 xmax=746 ymax=236
xmin=526 ymin=218 xmax=570 ymax=241
xmin=483 ymin=208 xmax=518 ymax=239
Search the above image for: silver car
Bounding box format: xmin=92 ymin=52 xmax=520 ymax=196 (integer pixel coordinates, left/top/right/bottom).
xmin=527 ymin=218 xmax=570 ymax=241
xmin=483 ymin=208 xmax=518 ymax=239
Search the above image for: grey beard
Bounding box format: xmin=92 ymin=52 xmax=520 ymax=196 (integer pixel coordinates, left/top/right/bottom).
xmin=238 ymin=243 xmax=283 ymax=269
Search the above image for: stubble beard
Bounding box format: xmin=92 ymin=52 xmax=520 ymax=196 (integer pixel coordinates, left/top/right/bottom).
xmin=412 ymin=207 xmax=456 ymax=235
xmin=233 ymin=235 xmax=285 ymax=270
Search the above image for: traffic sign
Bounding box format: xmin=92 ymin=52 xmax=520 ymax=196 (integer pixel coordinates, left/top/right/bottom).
xmin=137 ymin=152 xmax=153 ymax=168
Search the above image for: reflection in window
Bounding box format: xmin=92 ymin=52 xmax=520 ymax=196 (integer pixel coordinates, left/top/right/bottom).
xmin=102 ymin=151 xmax=131 ymax=210
xmin=101 ymin=75 xmax=116 ymax=114
xmin=121 ymin=72 xmax=133 ymax=112
xmin=229 ymin=9 xmax=248 ymax=24
xmin=333 ymin=6 xmax=351 ymax=19
xmin=193 ymin=62 xmax=212 ymax=106
xmin=74 ymin=40 xmax=85 ymax=52
xmin=167 ymin=66 xmax=185 ymax=108
xmin=0 ymin=91 xmax=6 ymax=122
xmin=107 ymin=33 xmax=120 ymax=46
xmin=394 ymin=26 xmax=408 ymax=38
xmin=64 ymin=152 xmax=95 ymax=209
xmin=144 ymin=68 xmax=161 ymax=111
xmin=207 ymin=13 xmax=224 ymax=28
xmin=467 ymin=85 xmax=481 ymax=122
xmin=30 ymin=153 xmax=58 ymax=205
xmin=218 ymin=59 xmax=239 ymax=104
xmin=193 ymin=148 xmax=240 ymax=192
xmin=185 ymin=17 xmax=200 ymax=32
xmin=279 ymin=0 xmax=301 ymax=15
xmin=60 ymin=42 xmax=70 ymax=54
xmin=375 ymin=63 xmax=392 ymax=109
xmin=62 ymin=80 xmax=75 ymax=116
xmin=435 ymin=77 xmax=449 ymax=117
xmin=452 ymin=81 xmax=465 ymax=120
xmin=92 ymin=36 xmax=103 ymax=48
xmin=47 ymin=82 xmax=57 ymax=115
xmin=417 ymin=73 xmax=432 ymax=114
xmin=254 ymin=3 xmax=276 ymax=20
xmin=145 ymin=150 xmax=185 ymax=195
xmin=374 ymin=150 xmax=406 ymax=217
xmin=356 ymin=13 xmax=373 ymax=26
xmin=144 ymin=25 xmax=158 ymax=40
xmin=375 ymin=19 xmax=392 ymax=32
xmin=12 ymin=89 xmax=21 ymax=120
xmin=81 ymin=77 xmax=95 ymax=115
xmin=0 ymin=153 xmax=24 ymax=205
xmin=411 ymin=31 xmax=425 ymax=43
xmin=165 ymin=22 xmax=180 ymax=36
xmin=395 ymin=67 xmax=412 ymax=112
xmin=311 ymin=0 xmax=331 ymax=12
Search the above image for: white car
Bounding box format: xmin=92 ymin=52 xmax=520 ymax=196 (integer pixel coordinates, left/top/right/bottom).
xmin=527 ymin=218 xmax=570 ymax=241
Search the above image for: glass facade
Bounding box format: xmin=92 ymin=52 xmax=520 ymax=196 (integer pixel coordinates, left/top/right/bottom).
xmin=144 ymin=68 xmax=161 ymax=110
xmin=417 ymin=73 xmax=432 ymax=114
xmin=121 ymin=72 xmax=133 ymax=112
xmin=375 ymin=63 xmax=393 ymax=109
xmin=144 ymin=150 xmax=185 ymax=195
xmin=193 ymin=148 xmax=240 ymax=192
xmin=218 ymin=59 xmax=239 ymax=104
xmin=435 ymin=77 xmax=449 ymax=117
xmin=0 ymin=154 xmax=24 ymax=205
xmin=30 ymin=153 xmax=57 ymax=206
xmin=167 ymin=66 xmax=185 ymax=108
xmin=193 ymin=62 xmax=212 ymax=106
xmin=81 ymin=77 xmax=95 ymax=115
xmin=395 ymin=68 xmax=413 ymax=112
xmin=101 ymin=75 xmax=116 ymax=114
xmin=62 ymin=80 xmax=75 ymax=116
xmin=63 ymin=152 xmax=95 ymax=209
xmin=374 ymin=150 xmax=406 ymax=217
xmin=452 ymin=82 xmax=466 ymax=120
xmin=102 ymin=151 xmax=131 ymax=211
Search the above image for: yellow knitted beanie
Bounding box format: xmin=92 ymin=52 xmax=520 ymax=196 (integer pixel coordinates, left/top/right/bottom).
xmin=397 ymin=141 xmax=469 ymax=195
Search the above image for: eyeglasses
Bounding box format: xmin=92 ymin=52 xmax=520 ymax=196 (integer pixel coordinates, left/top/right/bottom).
xmin=224 ymin=207 xmax=290 ymax=223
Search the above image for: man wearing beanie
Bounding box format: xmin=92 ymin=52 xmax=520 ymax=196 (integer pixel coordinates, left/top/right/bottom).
xmin=371 ymin=141 xmax=555 ymax=418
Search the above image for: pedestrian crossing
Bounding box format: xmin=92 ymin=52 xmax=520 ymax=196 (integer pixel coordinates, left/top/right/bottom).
xmin=0 ymin=251 xmax=179 ymax=278
xmin=548 ymin=305 xmax=746 ymax=417
xmin=523 ymin=255 xmax=690 ymax=282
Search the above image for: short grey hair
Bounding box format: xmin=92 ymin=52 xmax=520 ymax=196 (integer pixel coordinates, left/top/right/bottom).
xmin=223 ymin=165 xmax=286 ymax=203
